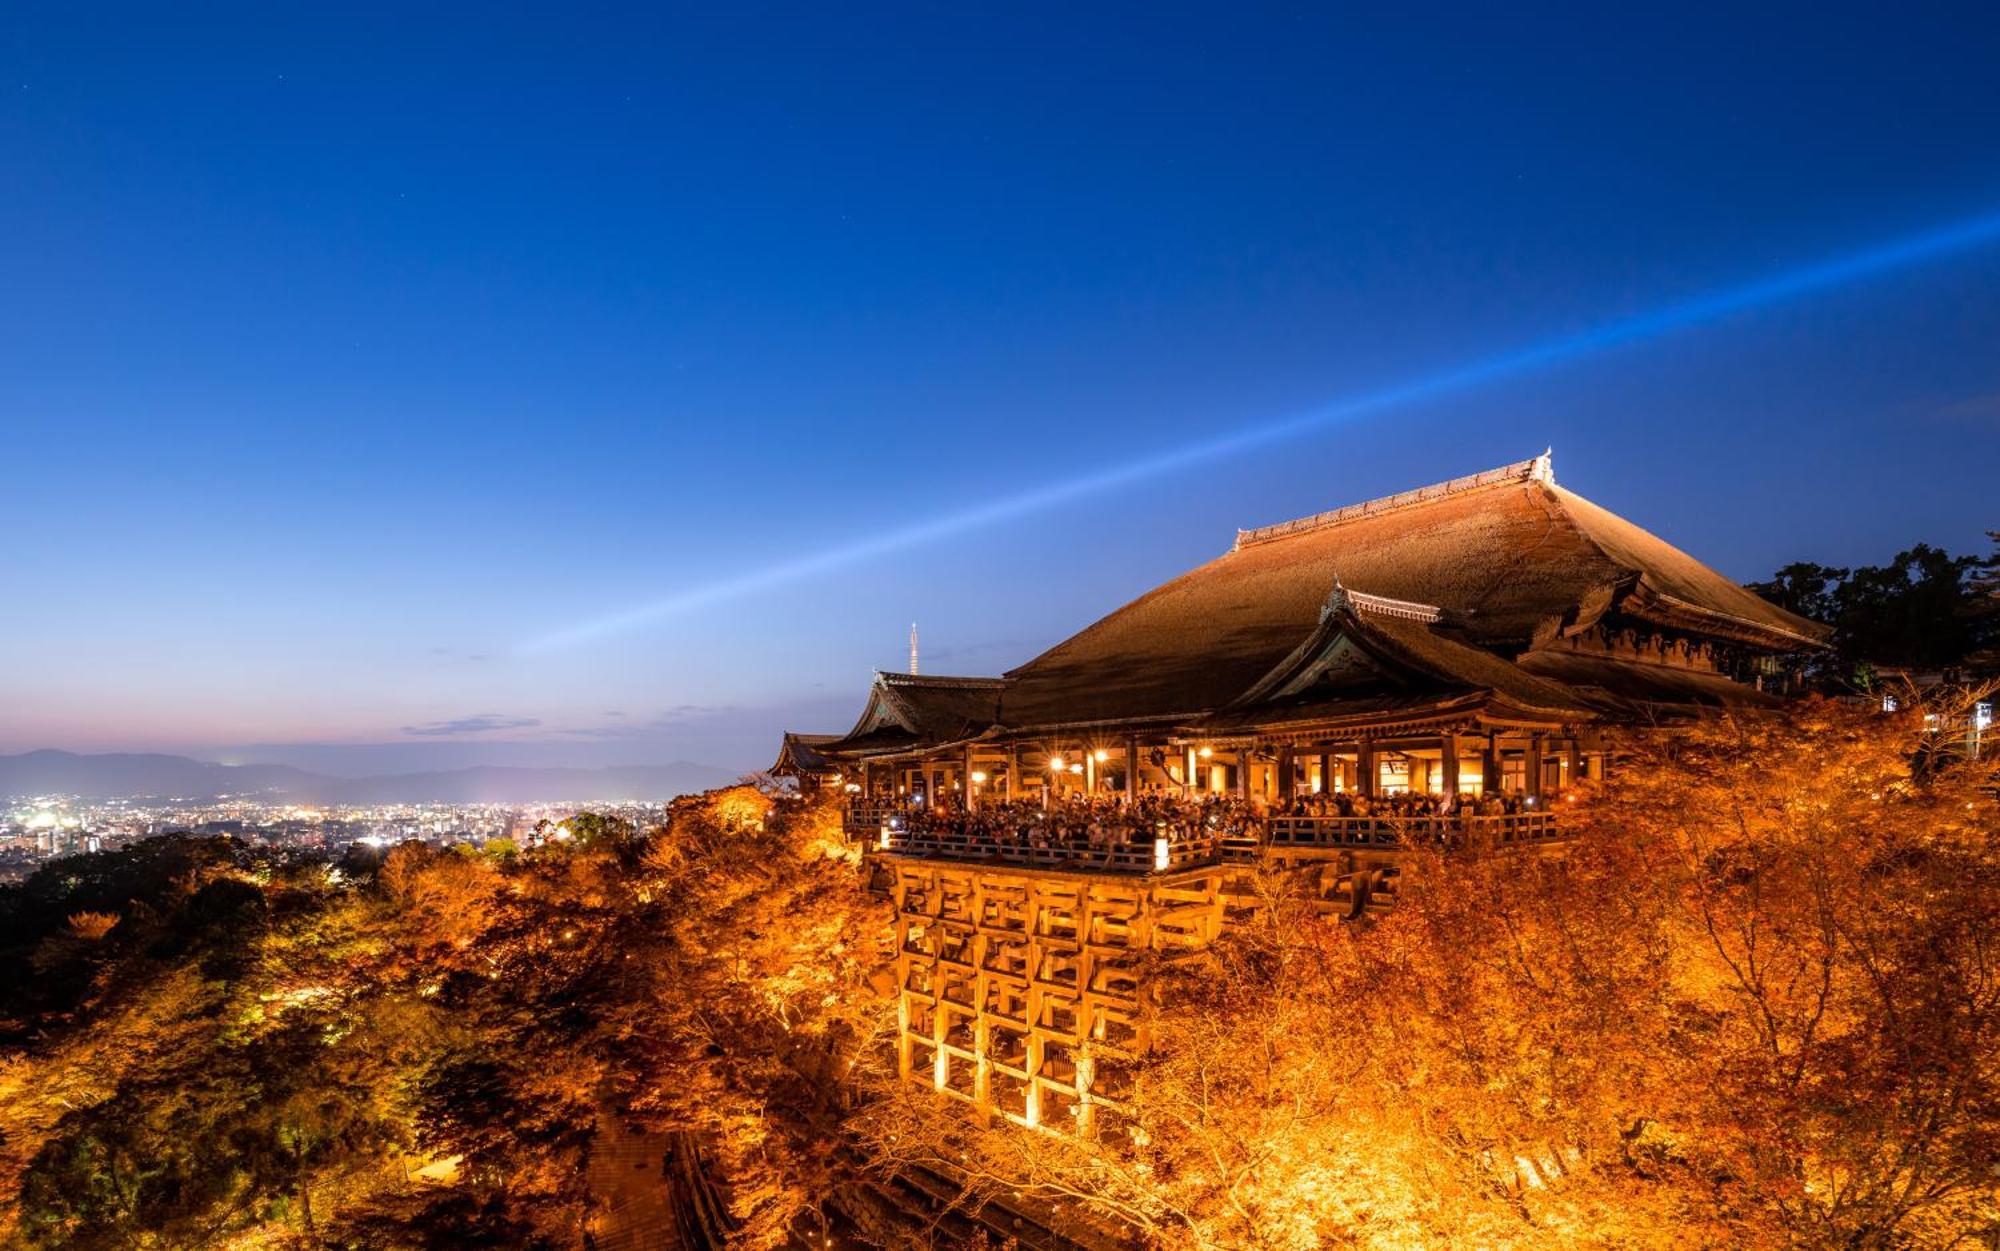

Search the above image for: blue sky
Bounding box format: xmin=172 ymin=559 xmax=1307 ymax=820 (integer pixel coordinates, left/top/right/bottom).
xmin=4 ymin=4 xmax=1998 ymax=774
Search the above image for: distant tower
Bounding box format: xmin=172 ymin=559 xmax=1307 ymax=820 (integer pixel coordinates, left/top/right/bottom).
xmin=909 ymin=622 xmax=920 ymax=676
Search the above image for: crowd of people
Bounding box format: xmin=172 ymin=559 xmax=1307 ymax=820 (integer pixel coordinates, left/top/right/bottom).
xmin=884 ymin=793 xmax=1260 ymax=862
xmin=866 ymin=785 xmax=1546 ymax=868
xmin=1276 ymin=787 xmax=1538 ymax=819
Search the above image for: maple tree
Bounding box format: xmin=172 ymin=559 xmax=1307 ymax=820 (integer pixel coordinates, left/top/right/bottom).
xmin=1 ymin=701 xmax=1991 ymax=1248
xmin=854 ymin=696 xmax=2000 ymax=1249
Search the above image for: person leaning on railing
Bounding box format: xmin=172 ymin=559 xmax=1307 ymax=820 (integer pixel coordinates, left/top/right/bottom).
xmin=887 ymin=793 xmax=1258 ymax=861
xmin=1274 ymin=788 xmax=1544 ymax=821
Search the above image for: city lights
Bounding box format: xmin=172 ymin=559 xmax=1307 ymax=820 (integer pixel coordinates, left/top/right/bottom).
xmin=0 ymin=797 xmax=684 ymax=877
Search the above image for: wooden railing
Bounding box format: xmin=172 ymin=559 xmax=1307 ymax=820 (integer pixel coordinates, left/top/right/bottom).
xmin=877 ymin=823 xmax=1222 ymax=875
xmin=861 ymin=806 xmax=1567 ymax=871
xmin=1267 ymin=815 xmax=1417 ymax=848
xmin=1479 ymin=811 xmax=1565 ymax=847
xmin=843 ymin=803 xmax=898 ymax=837
xmin=1267 ymin=811 xmax=1563 ymax=850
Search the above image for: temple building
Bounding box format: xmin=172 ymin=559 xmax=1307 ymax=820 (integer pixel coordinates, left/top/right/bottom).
xmin=783 ymin=453 xmax=1822 ymax=819
xmin=768 ymin=732 xmax=844 ymax=791
xmin=775 ymin=453 xmax=1827 ymax=1134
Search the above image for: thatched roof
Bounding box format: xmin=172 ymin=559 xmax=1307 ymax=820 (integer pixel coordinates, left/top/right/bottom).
xmin=770 ymin=732 xmax=842 ymax=776
xmin=996 ymin=454 xmax=1823 ymax=729
xmin=1515 ymin=650 xmax=1785 ymax=710
xmin=1230 ymin=588 xmax=1598 ymax=718
xmin=812 ymin=672 xmax=1005 ymax=759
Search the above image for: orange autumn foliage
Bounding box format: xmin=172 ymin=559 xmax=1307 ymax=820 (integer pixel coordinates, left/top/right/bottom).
xmin=856 ymin=697 xmax=2000 ymax=1250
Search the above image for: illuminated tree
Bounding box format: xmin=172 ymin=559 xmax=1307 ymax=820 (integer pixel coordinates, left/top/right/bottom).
xmin=7 ymin=707 xmax=1985 ymax=1249
xmin=848 ymin=699 xmax=2000 ymax=1250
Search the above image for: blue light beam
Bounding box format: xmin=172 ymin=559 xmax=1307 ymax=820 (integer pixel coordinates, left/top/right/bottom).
xmin=522 ymin=208 xmax=2000 ymax=654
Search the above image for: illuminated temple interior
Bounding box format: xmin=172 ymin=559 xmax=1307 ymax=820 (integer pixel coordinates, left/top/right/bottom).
xmin=773 ymin=452 xmax=1829 ymax=1133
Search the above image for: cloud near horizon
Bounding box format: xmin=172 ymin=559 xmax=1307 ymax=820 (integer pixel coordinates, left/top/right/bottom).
xmin=559 ymin=704 xmax=739 ymax=739
xmin=1934 ymin=390 xmax=2000 ymax=428
xmin=400 ymin=714 xmax=544 ymax=737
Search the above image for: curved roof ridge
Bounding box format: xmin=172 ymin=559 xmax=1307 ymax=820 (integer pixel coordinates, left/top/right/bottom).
xmin=1537 ymin=481 xmax=1830 ymax=644
xmin=876 ymin=670 xmax=1005 ymax=688
xmin=989 ymin=456 xmax=1821 ymax=731
xmin=1233 ymin=450 xmax=1553 ymax=550
xmin=1325 ymin=580 xmax=1444 ymax=623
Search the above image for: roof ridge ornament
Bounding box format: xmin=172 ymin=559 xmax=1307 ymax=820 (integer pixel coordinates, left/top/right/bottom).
xmin=1233 ymin=450 xmax=1556 ymax=549
xmin=1530 ymin=447 xmax=1555 ymax=485
xmin=1321 ymin=576 xmax=1443 ymax=624
xmin=1320 ymin=576 xmax=1350 ymax=622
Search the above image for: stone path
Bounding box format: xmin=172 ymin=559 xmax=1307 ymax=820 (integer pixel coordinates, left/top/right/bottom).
xmin=587 ymin=1108 xmax=688 ymax=1251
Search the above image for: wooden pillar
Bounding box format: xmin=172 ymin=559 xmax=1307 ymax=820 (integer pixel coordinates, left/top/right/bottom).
xmin=1278 ymin=745 xmax=1295 ymax=801
xmin=973 ymin=990 xmax=992 ymax=1123
xmin=1075 ymin=1052 xmax=1096 ymax=1138
xmin=896 ymin=986 xmax=913 ymax=1079
xmin=1319 ymin=751 xmax=1333 ymax=793
xmin=932 ymin=986 xmax=949 ymax=1091
xmin=1565 ymin=739 xmax=1582 ymax=792
xmin=1525 ymin=734 xmax=1544 ymax=804
xmin=1356 ymin=740 xmax=1376 ymax=797
xmin=1441 ymin=736 xmax=1460 ymax=801
xmin=1084 ymin=749 xmax=1097 ymax=795
xmin=1481 ymin=737 xmax=1500 ymax=796
xmin=1183 ymin=746 xmax=1197 ymax=797
xmin=1126 ymin=735 xmax=1139 ymax=803
xmin=1237 ymin=750 xmax=1250 ymax=800
xmin=965 ymin=743 xmax=978 ymax=811
xmin=1023 ymin=897 xmax=1045 ymax=1128
xmin=894 ymin=877 xmax=915 ymax=1080
xmin=1006 ymin=745 xmax=1018 ymax=801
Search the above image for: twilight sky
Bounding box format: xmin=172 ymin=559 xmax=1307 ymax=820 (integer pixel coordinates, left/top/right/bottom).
xmin=4 ymin=4 xmax=1999 ymax=775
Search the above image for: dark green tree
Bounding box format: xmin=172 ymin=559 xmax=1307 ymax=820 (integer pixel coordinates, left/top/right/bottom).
xmin=1753 ymin=543 xmax=1994 ymax=684
xmin=1835 ymin=543 xmax=1983 ymax=673
xmin=1748 ymin=560 xmax=1848 ymax=625
xmin=1967 ymin=530 xmax=2000 ymax=672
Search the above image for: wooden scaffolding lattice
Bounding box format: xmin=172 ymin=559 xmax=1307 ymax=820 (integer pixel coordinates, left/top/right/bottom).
xmin=889 ymin=861 xmax=1228 ymax=1138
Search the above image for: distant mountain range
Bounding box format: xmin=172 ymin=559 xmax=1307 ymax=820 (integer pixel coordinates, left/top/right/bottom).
xmin=0 ymin=750 xmax=738 ymax=805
